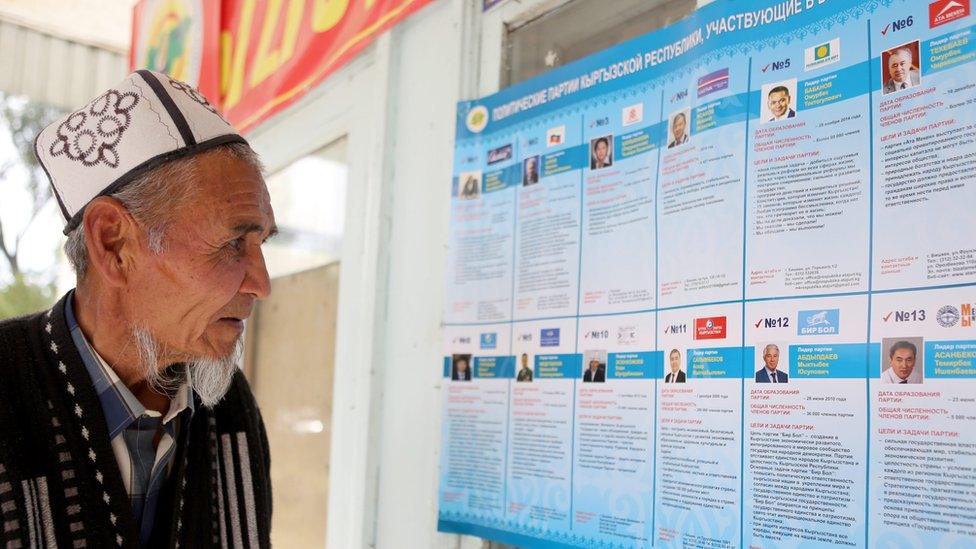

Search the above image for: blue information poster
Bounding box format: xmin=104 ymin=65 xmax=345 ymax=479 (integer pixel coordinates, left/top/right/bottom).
xmin=439 ymin=1 xmax=976 ymax=547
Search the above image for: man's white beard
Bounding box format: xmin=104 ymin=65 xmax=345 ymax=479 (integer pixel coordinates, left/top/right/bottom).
xmin=132 ymin=327 xmax=242 ymax=408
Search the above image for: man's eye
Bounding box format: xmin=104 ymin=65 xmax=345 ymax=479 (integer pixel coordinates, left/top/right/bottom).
xmin=227 ymin=237 xmax=246 ymax=252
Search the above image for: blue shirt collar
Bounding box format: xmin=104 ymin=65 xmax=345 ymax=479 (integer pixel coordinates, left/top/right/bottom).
xmin=64 ymin=292 xmax=194 ymax=439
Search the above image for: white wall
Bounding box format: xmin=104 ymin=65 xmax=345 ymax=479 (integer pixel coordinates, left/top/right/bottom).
xmin=373 ymin=4 xmax=466 ymax=549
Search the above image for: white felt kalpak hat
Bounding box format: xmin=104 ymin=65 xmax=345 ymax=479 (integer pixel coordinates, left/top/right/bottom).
xmin=34 ymin=69 xmax=248 ymax=234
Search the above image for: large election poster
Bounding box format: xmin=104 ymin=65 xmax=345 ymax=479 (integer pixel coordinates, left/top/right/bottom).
xmin=439 ymin=1 xmax=976 ymax=547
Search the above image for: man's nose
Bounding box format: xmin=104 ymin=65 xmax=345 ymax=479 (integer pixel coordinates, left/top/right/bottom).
xmin=241 ymin=245 xmax=272 ymax=299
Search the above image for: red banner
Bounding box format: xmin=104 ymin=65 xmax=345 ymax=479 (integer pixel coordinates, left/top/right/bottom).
xmin=132 ymin=0 xmax=433 ymax=133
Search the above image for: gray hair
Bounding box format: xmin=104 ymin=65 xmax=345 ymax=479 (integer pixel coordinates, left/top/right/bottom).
xmin=64 ymin=142 xmax=263 ymax=278
xmin=763 ymin=344 xmax=779 ymax=355
xmin=888 ymin=47 xmax=914 ymax=64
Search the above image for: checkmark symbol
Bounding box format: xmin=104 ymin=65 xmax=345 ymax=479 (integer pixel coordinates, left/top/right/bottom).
xmin=762 ymin=63 xmax=771 ymax=72
xmin=881 ymin=23 xmax=890 ymax=35
xmin=883 ymin=312 xmax=893 ymax=322
xmin=754 ymin=319 xmax=763 ymax=328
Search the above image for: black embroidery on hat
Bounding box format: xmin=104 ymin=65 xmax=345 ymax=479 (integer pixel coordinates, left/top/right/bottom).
xmin=48 ymin=90 xmax=139 ymax=168
xmin=168 ymin=78 xmax=221 ymax=116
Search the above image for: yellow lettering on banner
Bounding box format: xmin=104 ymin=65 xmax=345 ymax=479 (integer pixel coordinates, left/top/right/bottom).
xmin=249 ymin=0 xmax=306 ymax=88
xmin=219 ymin=31 xmax=232 ymax=97
xmin=280 ymin=0 xmax=305 ymax=62
xmin=223 ymin=0 xmax=257 ymax=109
xmin=249 ymin=0 xmax=283 ymax=89
xmin=312 ymin=0 xmax=350 ymax=33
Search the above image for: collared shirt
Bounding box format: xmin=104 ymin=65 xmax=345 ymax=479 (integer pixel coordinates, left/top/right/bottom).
xmin=65 ymin=295 xmax=194 ymax=546
xmin=765 ymin=367 xmax=780 ymax=382
xmin=882 ymin=365 xmax=922 ymax=384
xmin=669 ymin=133 xmax=688 ymax=147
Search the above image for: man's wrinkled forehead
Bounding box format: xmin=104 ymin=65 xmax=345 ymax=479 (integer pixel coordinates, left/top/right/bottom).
xmin=889 ymin=50 xmax=911 ymax=64
xmin=186 ymin=155 xmax=276 ymax=237
xmin=215 ymin=191 xmax=277 ymax=239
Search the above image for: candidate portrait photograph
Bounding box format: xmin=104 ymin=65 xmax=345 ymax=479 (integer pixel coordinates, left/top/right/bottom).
xmin=516 ymin=352 xmax=533 ymax=382
xmin=523 ymin=155 xmax=540 ymax=186
xmin=882 ymin=41 xmax=921 ymax=95
xmin=755 ymin=343 xmax=789 ymax=383
xmin=452 ymin=354 xmax=473 ymax=381
xmin=589 ymin=135 xmax=613 ymax=170
xmin=761 ymin=79 xmax=798 ymax=123
xmin=582 ymin=349 xmax=607 ymax=383
xmin=881 ymin=338 xmax=923 ymax=384
xmin=458 ymin=171 xmax=481 ymax=200
xmin=667 ymin=109 xmax=691 ymax=149
xmin=665 ymin=348 xmax=686 ymax=383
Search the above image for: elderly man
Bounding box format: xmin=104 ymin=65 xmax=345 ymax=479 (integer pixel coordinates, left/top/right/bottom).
xmin=883 ymin=340 xmax=922 ymax=384
xmin=0 ymin=71 xmax=274 ymax=548
xmin=522 ymin=156 xmax=539 ymax=186
xmin=667 ymin=112 xmax=689 ymax=148
xmin=883 ymin=47 xmax=920 ymax=94
xmin=755 ymin=344 xmax=788 ymax=383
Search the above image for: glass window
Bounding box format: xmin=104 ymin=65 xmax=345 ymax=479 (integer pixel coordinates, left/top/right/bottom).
xmin=262 ymin=137 xmax=348 ymax=279
xmin=502 ymin=0 xmax=697 ymax=86
xmin=244 ymin=137 xmax=347 ymax=547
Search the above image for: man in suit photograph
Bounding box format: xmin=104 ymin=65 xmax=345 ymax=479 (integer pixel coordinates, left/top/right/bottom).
xmin=667 ymin=112 xmax=689 ymax=148
xmin=517 ymin=353 xmax=533 ymax=382
xmin=583 ymin=358 xmax=606 ymax=383
xmin=523 ymin=155 xmax=540 ymax=186
xmin=755 ymin=344 xmax=788 ymax=383
xmin=883 ymin=45 xmax=921 ymax=94
xmin=452 ymin=356 xmax=472 ymax=381
xmin=665 ymin=348 xmax=686 ymax=383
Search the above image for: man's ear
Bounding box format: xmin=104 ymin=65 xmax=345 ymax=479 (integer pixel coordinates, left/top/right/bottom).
xmin=82 ymin=197 xmax=143 ymax=287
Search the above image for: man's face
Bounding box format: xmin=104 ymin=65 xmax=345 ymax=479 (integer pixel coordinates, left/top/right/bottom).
xmin=764 ymin=347 xmax=779 ymax=370
xmin=669 ymin=352 xmax=680 ymax=372
xmin=888 ymin=52 xmax=911 ymax=84
xmin=890 ymin=348 xmax=916 ymax=380
xmin=526 ymin=158 xmax=536 ymax=174
xmin=590 ymin=359 xmax=599 ymax=372
xmin=672 ymin=116 xmax=686 ymax=140
xmin=595 ymin=141 xmax=608 ymax=162
xmin=457 ymin=360 xmax=469 ymax=373
xmin=768 ymin=91 xmax=790 ymax=118
xmin=126 ymin=152 xmax=276 ymax=360
xmin=521 ymin=354 xmax=529 ymax=368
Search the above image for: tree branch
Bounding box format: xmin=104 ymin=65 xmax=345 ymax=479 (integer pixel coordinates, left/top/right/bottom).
xmin=0 ymin=217 xmax=19 ymax=277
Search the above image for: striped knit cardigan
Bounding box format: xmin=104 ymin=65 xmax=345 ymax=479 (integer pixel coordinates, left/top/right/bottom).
xmin=0 ymin=293 xmax=272 ymax=548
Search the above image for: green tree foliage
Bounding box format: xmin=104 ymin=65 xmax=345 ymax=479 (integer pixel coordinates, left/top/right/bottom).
xmin=0 ymin=274 xmax=56 ymax=320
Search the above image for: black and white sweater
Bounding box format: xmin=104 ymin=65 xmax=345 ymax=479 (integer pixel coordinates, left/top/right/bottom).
xmin=0 ymin=293 xmax=272 ymax=548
